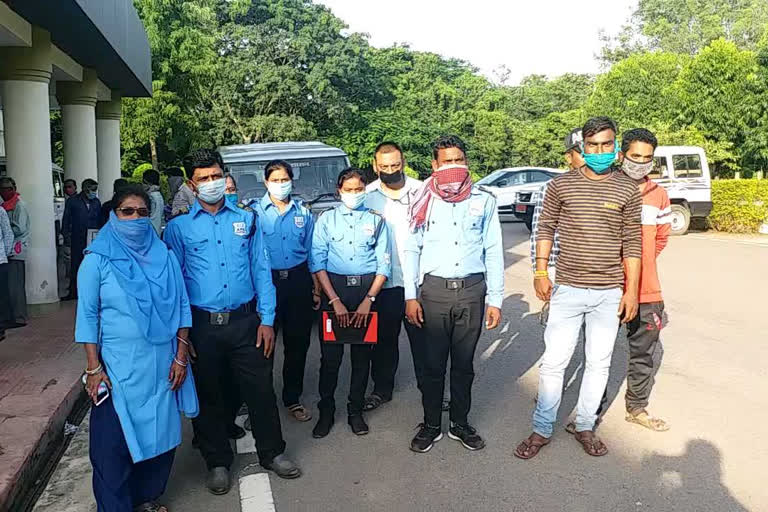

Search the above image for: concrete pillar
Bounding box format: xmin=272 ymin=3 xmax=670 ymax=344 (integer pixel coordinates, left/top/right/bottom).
xmin=57 ymin=69 xmax=99 ymax=189
xmin=96 ymin=96 xmax=122 ymax=201
xmin=0 ymin=27 xmax=58 ymax=305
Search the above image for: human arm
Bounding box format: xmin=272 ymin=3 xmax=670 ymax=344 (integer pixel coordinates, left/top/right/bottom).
xmin=656 ymin=191 xmax=672 ymax=256
xmin=403 ymin=227 xmax=424 ymax=327
xmin=619 ymin=189 xmax=643 ymax=322
xmin=0 ymin=209 xmax=12 ymax=257
xmin=529 ymin=185 xmax=546 ymax=271
xmin=62 ymin=199 xmax=72 ymax=244
xmin=353 ymin=223 xmax=390 ymax=327
xmin=304 ymin=210 xmax=322 ymax=309
xmin=248 ymin=214 xmax=276 ymax=357
xmin=533 ymin=181 xmax=560 ymax=302
xmin=163 ymin=221 xmax=186 ymax=274
xmin=315 ymin=269 xmax=350 ymax=327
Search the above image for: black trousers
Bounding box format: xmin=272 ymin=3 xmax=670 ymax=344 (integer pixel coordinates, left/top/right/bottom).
xmin=420 ymin=274 xmax=486 ymax=427
xmin=318 ymin=273 xmax=375 ymax=416
xmin=370 ymin=286 xmax=425 ymax=398
xmin=69 ymin=243 xmax=85 ymax=299
xmin=273 ymin=262 xmax=314 ymax=407
xmin=190 ymin=308 xmax=285 ymax=469
xmin=0 ymin=263 xmax=11 ymax=333
xmin=7 ymin=259 xmax=27 ymax=325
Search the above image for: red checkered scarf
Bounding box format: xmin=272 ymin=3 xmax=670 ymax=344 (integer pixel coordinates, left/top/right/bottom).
xmin=409 ymin=165 xmax=472 ymax=230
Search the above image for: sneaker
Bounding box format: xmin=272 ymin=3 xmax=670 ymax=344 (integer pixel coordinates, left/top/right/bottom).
xmin=410 ymin=423 xmax=443 ymax=453
xmin=448 ymin=422 xmax=485 ymax=451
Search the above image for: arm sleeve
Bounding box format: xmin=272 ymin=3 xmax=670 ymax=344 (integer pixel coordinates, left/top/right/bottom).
xmin=374 ymin=219 xmax=391 ymax=279
xmin=622 ymin=188 xmax=643 ymax=259
xmin=163 ymin=222 xmax=186 ymax=274
xmin=309 ymin=214 xmax=329 ymax=273
xmin=529 ymin=185 xmax=546 ymax=271
xmin=402 ymin=227 xmax=423 ymax=301
xmin=250 ymin=214 xmax=276 ymax=326
xmin=482 ymin=196 xmax=505 ymax=308
xmin=62 ymin=199 xmax=72 ymax=241
xmin=0 ymin=210 xmax=12 ymax=256
xmin=303 ymin=209 xmax=315 ymax=256
xmin=656 ymin=191 xmax=672 ymax=256
xmin=15 ymin=203 xmax=30 ymax=241
xmin=536 ymin=180 xmax=560 ymax=242
xmin=74 ymin=254 xmax=101 ymax=344
xmin=169 ymin=251 xmax=192 ymax=328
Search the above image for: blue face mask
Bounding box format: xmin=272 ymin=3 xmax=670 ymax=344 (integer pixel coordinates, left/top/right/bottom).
xmin=225 ymin=193 xmax=238 ymax=205
xmin=110 ymin=212 xmax=152 ymax=250
xmin=196 ymin=178 xmax=226 ymax=204
xmin=582 ymin=142 xmax=619 ymax=174
xmin=87 ymin=191 xmax=98 ymax=200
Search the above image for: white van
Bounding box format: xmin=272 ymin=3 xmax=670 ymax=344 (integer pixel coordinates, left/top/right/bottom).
xmin=651 ymin=146 xmax=712 ymax=235
xmin=218 ymin=142 xmax=350 ymax=213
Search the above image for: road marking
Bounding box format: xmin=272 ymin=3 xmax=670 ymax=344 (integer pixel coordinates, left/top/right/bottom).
xmin=239 ymin=473 xmax=276 ymax=512
xmin=480 ymin=339 xmax=501 ymax=360
xmin=686 ymin=234 xmax=768 ymax=246
xmin=235 ymin=414 xmax=257 ymax=454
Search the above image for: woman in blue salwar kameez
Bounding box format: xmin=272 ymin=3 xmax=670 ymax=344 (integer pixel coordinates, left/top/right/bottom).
xmin=75 ymin=185 xmax=198 ymax=512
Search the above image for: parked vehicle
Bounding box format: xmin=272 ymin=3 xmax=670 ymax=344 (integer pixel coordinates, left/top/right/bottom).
xmin=509 ymin=146 xmax=712 ymax=235
xmin=0 ymin=157 xmax=65 ymax=234
xmin=218 ymin=141 xmax=350 ymax=213
xmin=476 ymin=167 xmax=564 ymax=225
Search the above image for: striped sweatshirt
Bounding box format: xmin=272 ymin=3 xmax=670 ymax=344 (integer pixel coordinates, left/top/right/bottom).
xmin=633 ymin=179 xmax=671 ymax=303
xmin=537 ymin=169 xmax=642 ymax=289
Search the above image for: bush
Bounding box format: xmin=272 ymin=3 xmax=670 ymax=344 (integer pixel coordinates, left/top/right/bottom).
xmin=709 ymin=180 xmax=768 ymax=233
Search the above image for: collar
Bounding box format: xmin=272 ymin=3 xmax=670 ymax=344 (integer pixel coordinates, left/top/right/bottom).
xmin=260 ymin=192 xmax=295 ymax=212
xmin=367 ymin=176 xmax=420 ymax=195
xmin=191 ymin=198 xmax=236 ymax=218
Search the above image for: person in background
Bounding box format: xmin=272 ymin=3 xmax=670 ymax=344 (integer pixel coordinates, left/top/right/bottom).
xmin=224 ymin=174 xmax=238 ymax=206
xmin=143 ymin=169 xmax=165 ymax=234
xmin=403 ymin=135 xmax=504 ymax=454
xmin=62 ymin=178 xmax=101 ymax=301
xmin=76 ymin=184 xmax=198 ymax=512
xmin=100 ymin=178 xmax=129 ymax=227
xmin=309 ymin=168 xmax=391 ymax=438
xmin=0 ymin=177 xmax=30 ymax=326
xmin=64 ymin=179 xmax=78 ymax=198
xmin=165 ymin=149 xmax=300 ymax=494
xmin=363 ymin=142 xmax=425 ymax=412
xmin=515 ymin=117 xmax=641 ymax=460
xmin=252 ymin=160 xmax=319 ymax=424
xmin=0 ymin=201 xmax=14 ymax=341
xmin=169 ymin=167 xmax=196 ymax=217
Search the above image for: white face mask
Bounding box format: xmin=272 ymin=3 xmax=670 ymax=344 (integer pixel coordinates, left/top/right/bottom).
xmin=196 ymin=178 xmax=226 ymax=204
xmin=267 ymin=181 xmax=292 ymax=201
xmin=622 ymin=157 xmax=655 ymax=180
xmin=340 ymin=191 xmax=366 ymax=210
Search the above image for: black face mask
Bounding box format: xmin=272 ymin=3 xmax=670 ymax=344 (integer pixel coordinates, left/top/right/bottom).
xmin=380 ymin=170 xmax=404 ymax=185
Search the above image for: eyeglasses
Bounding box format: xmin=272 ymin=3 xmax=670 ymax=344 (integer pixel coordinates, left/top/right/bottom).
xmin=116 ymin=207 xmax=150 ymax=217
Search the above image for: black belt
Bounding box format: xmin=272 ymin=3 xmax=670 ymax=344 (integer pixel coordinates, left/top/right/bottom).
xmin=191 ymin=300 xmax=256 ymax=326
xmin=425 ymin=273 xmax=484 ymax=290
xmin=328 ymin=272 xmax=375 ymax=288
xmin=272 ymin=261 xmax=309 ymax=281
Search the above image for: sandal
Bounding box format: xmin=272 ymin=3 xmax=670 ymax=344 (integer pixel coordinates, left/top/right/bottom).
xmin=287 ymin=404 xmax=312 ymax=422
xmin=625 ymin=410 xmax=670 ymax=432
xmin=574 ymin=431 xmax=608 ymax=457
xmin=134 ymin=502 xmax=168 ymax=512
xmin=363 ymin=394 xmax=390 ymax=412
xmin=514 ymin=433 xmax=551 ymax=460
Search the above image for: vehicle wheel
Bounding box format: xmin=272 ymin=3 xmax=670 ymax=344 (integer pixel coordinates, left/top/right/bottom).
xmin=524 ymin=212 xmax=533 ymax=232
xmin=669 ymin=204 xmax=691 ymax=236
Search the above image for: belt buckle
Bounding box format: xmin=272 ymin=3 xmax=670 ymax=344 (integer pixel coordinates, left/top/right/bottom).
xmin=447 ymin=279 xmax=464 ymax=290
xmin=278 ymin=270 xmax=289 ymax=280
xmin=347 ymin=275 xmax=361 ymax=287
xmin=210 ymin=312 xmax=230 ymax=326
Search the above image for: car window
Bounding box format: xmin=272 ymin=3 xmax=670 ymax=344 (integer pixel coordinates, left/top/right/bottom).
xmin=651 ymin=157 xmax=668 ymax=179
xmin=52 ymin=171 xmax=64 ymax=199
xmin=528 ymin=171 xmax=551 ymax=183
xmin=672 ymin=154 xmax=703 ymax=179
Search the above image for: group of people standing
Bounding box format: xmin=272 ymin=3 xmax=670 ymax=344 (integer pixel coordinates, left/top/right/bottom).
xmin=73 ymin=117 xmax=670 ymax=512
xmin=0 ymin=176 xmax=28 ymax=342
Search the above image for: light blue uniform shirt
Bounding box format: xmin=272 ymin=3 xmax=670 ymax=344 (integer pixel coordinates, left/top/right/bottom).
xmin=309 ymin=204 xmax=391 ymax=278
xmin=164 ymin=200 xmax=277 ymax=326
xmin=365 ymin=177 xmax=422 ymax=289
xmin=403 ymin=188 xmax=505 ymax=308
xmin=75 ymin=252 xmax=198 ymax=463
xmin=251 ymin=193 xmax=314 ymax=270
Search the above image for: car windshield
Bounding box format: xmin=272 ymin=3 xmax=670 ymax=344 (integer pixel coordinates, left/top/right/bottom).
xmin=227 ymin=156 xmax=348 ymax=203
xmin=476 ymin=170 xmax=505 ymax=185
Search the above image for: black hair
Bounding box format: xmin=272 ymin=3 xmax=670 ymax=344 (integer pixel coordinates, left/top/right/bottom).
xmin=582 ymin=117 xmax=618 ymax=139
xmin=112 ymin=184 xmax=151 ymax=213
xmin=113 ymin=178 xmax=129 ymax=192
xmin=183 ymin=148 xmax=225 ymax=179
xmin=432 ymin=135 xmax=467 ymax=161
xmin=64 ymin=179 xmax=77 ymax=187
xmin=264 ymin=160 xmax=294 ymax=180
xmin=143 ymin=168 xmax=160 ymax=186
xmin=82 ymin=178 xmax=98 ymax=190
xmin=225 ymin=173 xmax=237 ymax=189
xmin=336 ymin=167 xmax=365 ymax=189
xmin=164 ymin=166 xmax=185 ymax=178
xmin=374 ymin=141 xmax=404 ymax=161
xmin=0 ymin=177 xmax=16 ymax=189
xmin=621 ymin=128 xmax=659 ymax=153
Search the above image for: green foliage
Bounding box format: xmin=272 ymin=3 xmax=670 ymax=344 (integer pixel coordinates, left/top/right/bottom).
xmin=709 ymin=179 xmax=768 ymax=232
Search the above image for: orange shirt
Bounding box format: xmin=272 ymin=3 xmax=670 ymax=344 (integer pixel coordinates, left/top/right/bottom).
xmin=635 ymin=179 xmax=671 ymax=303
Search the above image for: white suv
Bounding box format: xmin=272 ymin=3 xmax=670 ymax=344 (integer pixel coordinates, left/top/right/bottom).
xmin=477 ymin=167 xmax=563 ymax=224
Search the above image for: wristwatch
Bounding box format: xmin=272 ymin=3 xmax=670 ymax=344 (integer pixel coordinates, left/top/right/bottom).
xmin=366 ymin=294 xmax=377 ymax=303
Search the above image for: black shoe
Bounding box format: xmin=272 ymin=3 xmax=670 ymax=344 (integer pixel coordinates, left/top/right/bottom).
xmin=312 ymin=411 xmax=334 ymax=438
xmin=448 ymin=422 xmax=485 ymax=451
xmin=262 ymin=454 xmax=301 ymax=479
xmin=206 ymin=467 xmax=231 ymax=495
xmin=227 ymin=423 xmax=246 ymax=440
xmin=410 ymin=423 xmax=443 ymax=453
xmin=363 ymin=393 xmax=391 ymax=412
xmin=348 ymin=414 xmax=369 ymax=435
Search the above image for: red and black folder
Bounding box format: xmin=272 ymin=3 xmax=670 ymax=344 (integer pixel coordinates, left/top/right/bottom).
xmin=321 ymin=311 xmax=378 ymax=344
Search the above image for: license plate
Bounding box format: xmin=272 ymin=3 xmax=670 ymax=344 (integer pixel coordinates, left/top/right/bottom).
xmin=515 ymin=204 xmax=528 ymax=213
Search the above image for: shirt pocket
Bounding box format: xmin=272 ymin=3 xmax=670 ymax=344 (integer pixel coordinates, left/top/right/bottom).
xmin=462 ymin=213 xmax=484 ymax=244
xmin=290 ymin=220 xmax=307 ymax=245
xmin=187 ymin=238 xmax=209 ymax=270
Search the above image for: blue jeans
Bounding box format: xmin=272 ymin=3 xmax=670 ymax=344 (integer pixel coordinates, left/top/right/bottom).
xmin=533 ymin=285 xmax=622 ymax=437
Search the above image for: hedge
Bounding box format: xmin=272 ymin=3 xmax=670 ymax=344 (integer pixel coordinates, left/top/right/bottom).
xmin=709 ymin=180 xmax=768 ymax=233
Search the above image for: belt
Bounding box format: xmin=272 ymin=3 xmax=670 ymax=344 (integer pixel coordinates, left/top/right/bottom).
xmin=191 ymin=300 xmax=256 ymax=326
xmin=425 ymin=273 xmax=484 ymax=290
xmin=272 ymin=261 xmax=309 ymax=281
xmin=328 ymin=272 xmax=375 ymax=287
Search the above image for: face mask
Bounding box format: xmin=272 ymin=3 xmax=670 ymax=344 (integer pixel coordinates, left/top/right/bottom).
xmin=340 ymin=191 xmax=366 ymax=210
xmin=267 ymin=181 xmax=292 ymax=201
xmin=582 ymin=142 xmax=618 ymax=174
xmin=111 ymin=212 xmax=152 ymax=248
xmin=196 ymin=178 xmax=226 ymax=204
xmin=622 ymin=157 xmax=654 ymax=180
xmin=380 ymin=170 xmax=404 ymax=185
xmin=225 ymin=193 xmax=238 ymax=205
xmin=0 ymin=190 xmax=14 ymax=201
xmin=88 ymin=192 xmax=98 ymax=200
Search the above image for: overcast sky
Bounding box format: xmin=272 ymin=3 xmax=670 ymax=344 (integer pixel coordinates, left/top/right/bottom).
xmin=317 ymin=0 xmax=637 ymax=85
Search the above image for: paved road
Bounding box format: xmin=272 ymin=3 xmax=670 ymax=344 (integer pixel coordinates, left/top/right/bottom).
xmin=35 ymin=223 xmax=768 ymax=512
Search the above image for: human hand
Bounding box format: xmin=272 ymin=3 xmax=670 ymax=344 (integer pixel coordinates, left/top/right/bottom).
xmin=534 ymin=277 xmax=553 ymax=302
xmin=256 ymin=325 xmax=276 ymax=358
xmin=485 ymin=306 xmax=502 ymax=330
xmin=332 ymin=300 xmax=350 ymax=327
xmin=85 ymin=371 xmax=111 ymax=404
xmin=353 ymin=298 xmax=372 ymax=328
xmin=618 ymin=292 xmax=638 ymax=323
xmin=405 ymin=299 xmax=424 ymax=328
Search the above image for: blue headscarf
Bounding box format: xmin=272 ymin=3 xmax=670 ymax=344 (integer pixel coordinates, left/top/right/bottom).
xmin=87 ymin=212 xmax=181 ymax=345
